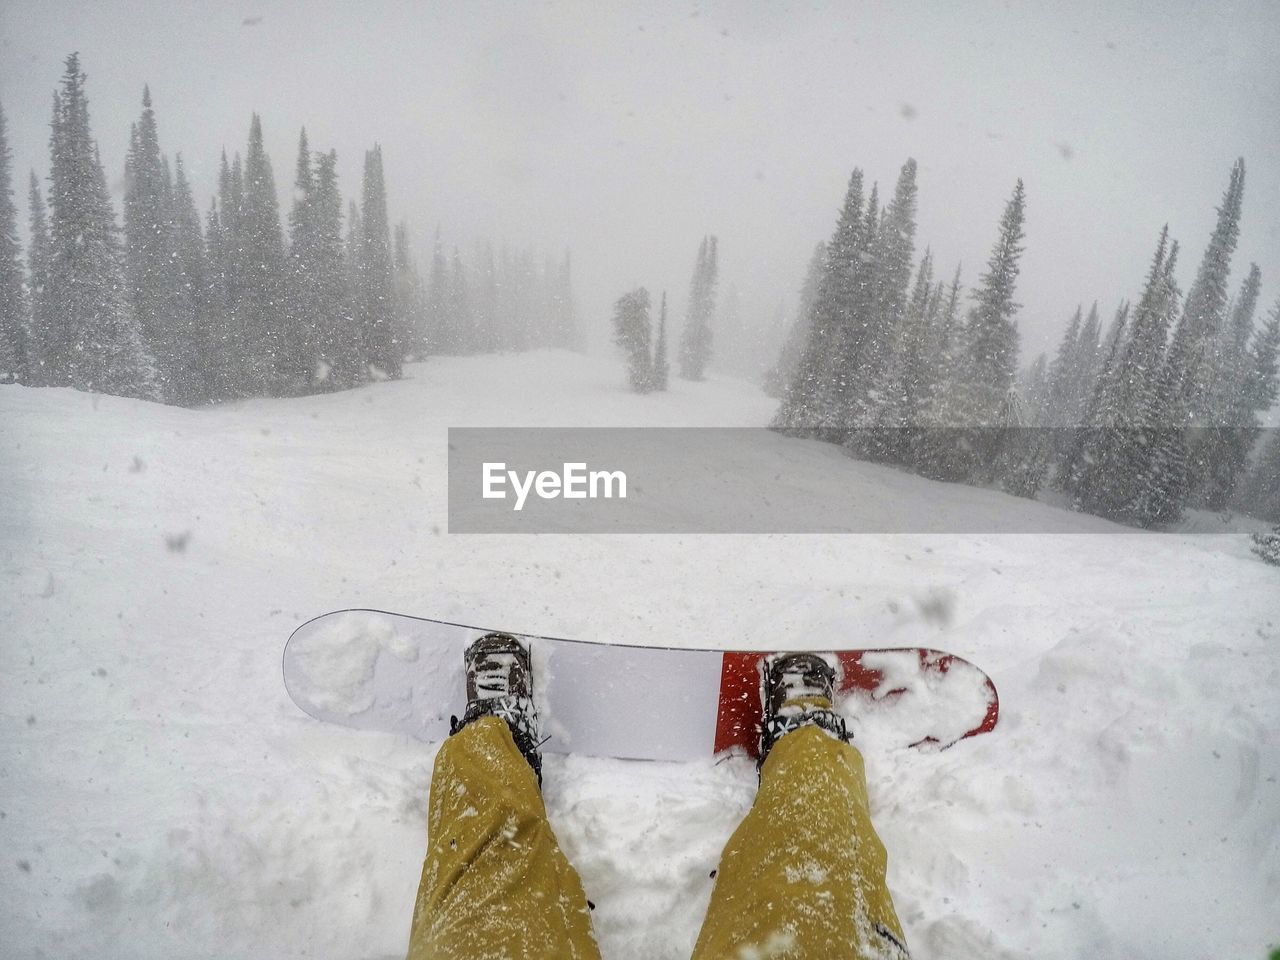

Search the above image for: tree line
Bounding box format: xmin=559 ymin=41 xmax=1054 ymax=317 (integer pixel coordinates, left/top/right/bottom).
xmin=611 ymin=235 xmax=718 ymax=393
xmin=768 ymin=157 xmax=1279 ymax=529
xmin=0 ymin=54 xmax=578 ymax=405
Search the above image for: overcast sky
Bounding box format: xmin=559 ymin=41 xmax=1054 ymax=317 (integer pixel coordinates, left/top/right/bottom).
xmin=2 ymin=0 xmax=1277 ymax=360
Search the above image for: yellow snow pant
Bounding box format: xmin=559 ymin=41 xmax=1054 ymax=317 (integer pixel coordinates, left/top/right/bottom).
xmin=406 ymin=717 xmax=906 ymax=960
xmin=406 ymin=716 xmax=600 ymax=960
xmin=690 ymin=725 xmax=908 ymax=959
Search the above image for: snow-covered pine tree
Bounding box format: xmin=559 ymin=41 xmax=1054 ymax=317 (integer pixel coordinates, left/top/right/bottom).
xmin=0 ymin=100 xmax=27 ymax=383
xmin=210 ymin=152 xmax=248 ymax=397
xmin=1042 ymin=306 xmax=1082 ymax=427
xmin=612 ymin=287 xmax=653 ymax=392
xmin=309 ymin=150 xmax=357 ymax=387
xmin=990 ymin=386 xmax=1048 ymax=497
xmin=860 ymin=241 xmax=929 ymax=466
xmin=678 ymin=236 xmax=717 ymax=380
xmin=123 ymin=87 xmax=198 ymax=404
xmin=652 ymin=290 xmax=670 ymax=391
xmin=1151 ymin=159 xmax=1245 ymax=514
xmin=1067 ymin=228 xmax=1175 ymax=522
xmin=44 ymin=54 xmax=156 ymax=399
xmin=1235 ymin=424 xmax=1280 ymax=522
xmin=1167 ymin=160 xmax=1245 ymax=423
xmin=1067 ymin=302 xmax=1103 ymax=420
xmin=1244 ymin=297 xmax=1280 ymax=414
xmin=446 ymin=248 xmax=474 ymax=355
xmin=913 ymin=264 xmax=969 ymax=478
xmin=851 ymin=158 xmax=918 ymax=438
xmin=425 ymin=230 xmax=449 ymax=354
xmin=24 ymin=173 xmax=53 ymax=385
xmin=1056 ymin=301 xmax=1111 ymax=490
xmin=1061 ymin=300 xmax=1134 ymax=506
xmin=354 ymin=146 xmax=401 ymax=378
xmin=925 ymin=180 xmax=1026 ymax=481
xmin=763 ymin=241 xmax=825 ymax=398
xmin=469 ymin=241 xmax=496 ymax=353
xmin=283 ymin=128 xmax=321 ymax=389
xmin=392 ymin=223 xmax=426 ymax=363
xmin=772 ymin=170 xmax=867 ymax=436
xmin=1190 ymin=263 xmax=1264 ymax=509
xmin=1102 ymin=300 xmax=1130 ymax=358
xmin=229 ymin=116 xmax=287 ymax=393
xmin=169 ymin=155 xmax=212 ymax=404
xmin=1019 ymin=354 xmax=1049 ymax=423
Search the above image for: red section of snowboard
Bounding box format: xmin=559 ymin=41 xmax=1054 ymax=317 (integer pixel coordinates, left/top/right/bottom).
xmin=713 ymin=649 xmax=1000 ymax=757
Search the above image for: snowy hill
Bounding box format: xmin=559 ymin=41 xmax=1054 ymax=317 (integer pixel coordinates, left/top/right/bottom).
xmin=2 ymin=350 xmax=1277 ymax=960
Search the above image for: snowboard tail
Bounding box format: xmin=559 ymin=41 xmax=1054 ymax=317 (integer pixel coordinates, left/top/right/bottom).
xmin=283 ymin=609 xmax=999 ymax=761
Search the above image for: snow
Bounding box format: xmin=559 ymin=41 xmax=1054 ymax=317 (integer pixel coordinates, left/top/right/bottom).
xmin=1 ymin=349 xmax=1277 ymax=959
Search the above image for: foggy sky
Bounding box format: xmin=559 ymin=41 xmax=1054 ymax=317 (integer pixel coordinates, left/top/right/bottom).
xmin=2 ymin=0 xmax=1278 ymax=362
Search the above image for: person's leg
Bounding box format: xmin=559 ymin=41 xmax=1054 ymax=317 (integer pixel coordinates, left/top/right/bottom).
xmin=406 ymin=637 xmax=600 ymax=960
xmin=692 ymin=668 xmax=909 ymax=960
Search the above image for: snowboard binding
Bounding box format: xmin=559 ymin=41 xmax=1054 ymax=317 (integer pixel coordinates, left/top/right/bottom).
xmin=758 ymin=652 xmax=849 ymax=767
xmin=450 ymin=633 xmax=543 ymax=784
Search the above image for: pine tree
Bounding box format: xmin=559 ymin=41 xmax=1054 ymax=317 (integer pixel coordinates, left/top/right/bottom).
xmin=860 ymin=242 xmax=930 ymax=464
xmin=238 ymin=114 xmax=287 ymax=392
xmin=169 ymin=154 xmax=212 ymax=403
xmin=311 ymin=150 xmax=358 ymax=387
xmin=612 ymin=287 xmax=652 ymax=392
xmin=773 ymin=170 xmax=868 ymax=434
xmin=922 ymin=181 xmax=1026 ymax=480
xmin=204 ymin=159 xmax=240 ymax=401
xmin=355 ymin=146 xmax=400 ymax=377
xmin=283 ymin=127 xmax=320 ymax=389
xmin=764 ymin=241 xmax=825 ymax=398
xmin=392 ymin=222 xmax=426 ymax=362
xmin=1167 ymin=159 xmax=1245 ymax=423
xmin=1061 ymin=302 xmax=1132 ymax=504
xmin=425 ymin=230 xmax=449 ymax=353
xmin=1067 ymin=229 xmax=1180 ymax=522
xmin=446 ymin=247 xmax=473 ymax=355
xmin=965 ymin=179 xmax=1026 ymax=404
xmin=678 ymin=236 xmax=718 ymax=380
xmin=1020 ymin=353 xmax=1049 ymax=422
xmin=911 ymin=264 xmax=967 ymax=477
xmin=1140 ymin=161 xmax=1247 ymax=521
xmin=123 ymin=87 xmax=197 ymax=404
xmin=652 ymin=290 xmax=670 ymax=391
xmin=1043 ymin=306 xmax=1083 ymax=426
xmin=991 ymin=387 xmax=1047 ymax=497
xmin=472 ymin=241 xmax=499 ymax=353
xmin=0 ymin=100 xmax=27 ymax=383
xmin=44 ymin=54 xmax=156 ymax=398
xmin=24 ymin=173 xmax=53 ymax=385
xmin=1236 ymin=426 xmax=1280 ymax=522
xmin=1067 ymin=302 xmax=1103 ymax=422
xmin=1191 ymin=263 xmax=1264 ymax=508
xmin=853 ymin=158 xmax=919 ymax=431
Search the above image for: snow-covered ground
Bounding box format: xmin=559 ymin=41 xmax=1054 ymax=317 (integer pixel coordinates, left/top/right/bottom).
xmin=2 ymin=349 xmax=1277 ymax=960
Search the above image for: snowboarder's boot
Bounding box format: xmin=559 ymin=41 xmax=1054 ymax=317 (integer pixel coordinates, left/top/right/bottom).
xmin=450 ymin=633 xmax=543 ymax=783
xmin=759 ymin=651 xmax=849 ymax=767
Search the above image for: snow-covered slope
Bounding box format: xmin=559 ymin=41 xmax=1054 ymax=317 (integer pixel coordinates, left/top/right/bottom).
xmin=2 ymin=350 xmax=1276 ymax=960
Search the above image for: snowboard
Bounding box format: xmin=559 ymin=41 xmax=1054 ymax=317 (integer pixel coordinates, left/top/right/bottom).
xmin=283 ymin=609 xmax=999 ymax=762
